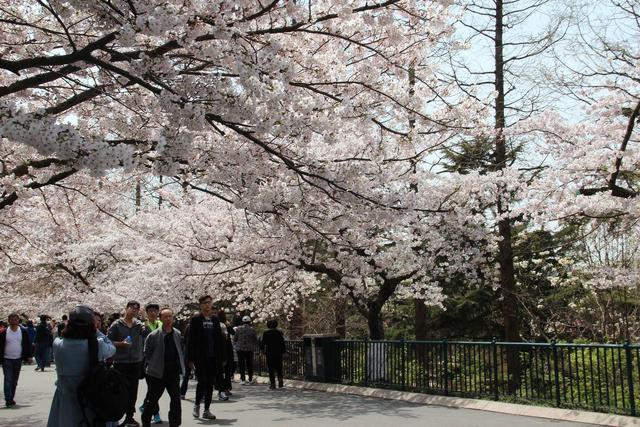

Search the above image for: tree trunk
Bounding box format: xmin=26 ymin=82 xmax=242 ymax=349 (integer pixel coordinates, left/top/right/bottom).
xmin=367 ymin=302 xmax=384 ymax=340
xmin=135 ymin=180 xmax=141 ymax=211
xmin=415 ymin=299 xmax=427 ymax=340
xmin=335 ymin=298 xmax=346 ymax=338
xmin=158 ymin=175 xmax=163 ymax=208
xmin=495 ymin=0 xmax=521 ymax=393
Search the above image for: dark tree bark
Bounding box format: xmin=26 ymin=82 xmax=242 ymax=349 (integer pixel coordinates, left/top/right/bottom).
xmin=415 ymin=299 xmax=427 ymax=340
xmin=494 ymin=0 xmax=521 ymax=392
xmin=366 ymin=302 xmax=385 ymax=340
xmin=334 ymin=298 xmax=346 ymax=338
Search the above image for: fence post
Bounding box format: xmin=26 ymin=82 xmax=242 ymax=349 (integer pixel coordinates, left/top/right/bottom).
xmin=401 ymin=339 xmax=406 ymax=391
xmin=552 ymin=339 xmax=561 ymax=407
xmin=625 ymin=340 xmax=636 ymax=416
xmin=442 ymin=339 xmax=449 ymax=396
xmin=492 ymin=337 xmax=499 ymax=401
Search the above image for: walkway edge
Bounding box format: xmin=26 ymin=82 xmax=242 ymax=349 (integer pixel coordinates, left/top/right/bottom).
xmin=256 ymin=377 xmax=640 ymax=426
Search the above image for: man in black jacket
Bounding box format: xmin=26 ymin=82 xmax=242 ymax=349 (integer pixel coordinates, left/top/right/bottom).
xmin=261 ymin=319 xmax=286 ymax=389
xmin=0 ymin=313 xmax=33 ymax=407
xmin=186 ymin=295 xmax=225 ymax=420
xmin=33 ymin=315 xmax=52 ymax=371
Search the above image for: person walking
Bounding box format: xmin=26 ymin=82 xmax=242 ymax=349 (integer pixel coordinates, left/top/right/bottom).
xmin=0 ymin=313 xmax=32 ymax=407
xmin=140 ymin=308 xmax=185 ymax=427
xmin=179 ymin=321 xmax=192 ymax=399
xmin=234 ymin=315 xmax=257 ymax=385
xmin=107 ymin=300 xmax=145 ymax=427
xmin=142 ymin=304 xmax=162 ymax=336
xmin=56 ymin=314 xmax=67 ymax=337
xmin=47 ymin=305 xmax=116 ymax=427
xmin=216 ymin=311 xmax=235 ymax=400
xmin=92 ymin=311 xmax=121 ymax=427
xmin=141 ymin=303 xmax=163 ymax=425
xmin=25 ymin=320 xmax=36 ymax=356
xmin=261 ymin=320 xmax=286 ymax=389
xmin=214 ymin=320 xmax=230 ymax=401
xmin=186 ymin=295 xmax=225 ymax=420
xmin=33 ymin=315 xmax=52 ymax=372
xmin=49 ymin=318 xmax=58 ymax=365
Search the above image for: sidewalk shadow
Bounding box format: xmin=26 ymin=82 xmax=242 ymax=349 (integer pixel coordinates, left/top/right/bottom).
xmin=243 ymin=384 xmax=427 ymax=421
xmin=196 ymin=418 xmax=238 ymax=426
xmin=0 ymin=413 xmax=46 ymax=427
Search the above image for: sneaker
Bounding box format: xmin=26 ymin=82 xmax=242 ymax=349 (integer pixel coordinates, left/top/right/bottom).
xmin=123 ymin=419 xmax=141 ymax=427
xmin=152 ymin=413 xmax=162 ymax=424
xmin=218 ymin=391 xmax=229 ymax=401
xmin=5 ymin=400 xmax=15 ymax=408
xmin=269 ymin=385 xmax=276 ymax=390
xmin=201 ymin=410 xmax=216 ymax=420
xmin=225 ymin=390 xmax=233 ymax=396
xmin=192 ymin=405 xmax=200 ymax=419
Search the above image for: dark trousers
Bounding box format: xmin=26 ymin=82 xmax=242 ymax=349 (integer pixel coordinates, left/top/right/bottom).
xmin=179 ymin=364 xmax=191 ymax=396
xmin=142 ymin=371 xmax=181 ymax=427
xmin=2 ymin=358 xmax=21 ymax=403
xmin=195 ymin=358 xmax=217 ymax=409
xmin=266 ymin=354 xmax=283 ymax=387
xmin=237 ymin=351 xmax=253 ymax=382
xmin=221 ymin=360 xmax=236 ymax=391
xmin=114 ymin=362 xmax=141 ymax=419
xmin=34 ymin=344 xmax=49 ymax=369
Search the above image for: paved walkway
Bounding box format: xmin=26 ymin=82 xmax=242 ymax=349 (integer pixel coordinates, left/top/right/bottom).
xmin=1 ymin=366 xmax=594 ymax=426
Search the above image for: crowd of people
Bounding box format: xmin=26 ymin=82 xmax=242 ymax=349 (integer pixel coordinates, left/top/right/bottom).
xmin=0 ymin=295 xmax=287 ymax=427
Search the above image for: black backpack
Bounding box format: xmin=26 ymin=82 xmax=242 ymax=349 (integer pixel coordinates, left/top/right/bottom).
xmin=77 ymin=337 xmax=130 ymax=426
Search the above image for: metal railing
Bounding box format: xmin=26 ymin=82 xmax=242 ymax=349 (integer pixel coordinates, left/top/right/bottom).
xmin=254 ymin=339 xmax=640 ymax=416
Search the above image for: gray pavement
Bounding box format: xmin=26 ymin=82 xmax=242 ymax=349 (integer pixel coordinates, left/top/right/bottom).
xmin=0 ymin=366 xmax=595 ymax=427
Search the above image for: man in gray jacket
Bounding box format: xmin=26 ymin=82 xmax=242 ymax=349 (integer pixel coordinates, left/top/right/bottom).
xmin=234 ymin=316 xmax=257 ymax=385
xmin=141 ymin=308 xmax=185 ymax=427
xmin=107 ymin=301 xmax=145 ymax=427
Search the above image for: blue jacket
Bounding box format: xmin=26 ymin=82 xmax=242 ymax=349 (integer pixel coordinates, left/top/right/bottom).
xmin=46 ymin=336 xmax=116 ymax=427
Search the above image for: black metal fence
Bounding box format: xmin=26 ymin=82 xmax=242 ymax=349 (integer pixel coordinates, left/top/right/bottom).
xmin=254 ymin=339 xmax=640 ymax=416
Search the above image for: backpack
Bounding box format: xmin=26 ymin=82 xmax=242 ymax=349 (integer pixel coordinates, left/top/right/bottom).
xmin=77 ymin=337 xmax=130 ymax=426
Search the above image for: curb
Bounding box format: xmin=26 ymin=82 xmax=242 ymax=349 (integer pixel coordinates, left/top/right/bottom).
xmin=254 ymin=376 xmax=640 ymax=426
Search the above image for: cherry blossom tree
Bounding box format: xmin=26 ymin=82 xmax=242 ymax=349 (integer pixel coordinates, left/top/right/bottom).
xmin=516 ymin=0 xmax=638 ymax=229
xmin=1 ymin=0 xmax=467 ymax=213
xmin=0 ymin=1 xmax=501 ymax=327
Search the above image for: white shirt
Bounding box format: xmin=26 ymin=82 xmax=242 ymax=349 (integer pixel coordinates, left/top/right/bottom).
xmin=4 ymin=327 xmax=22 ymax=359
